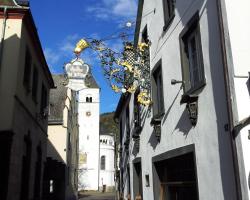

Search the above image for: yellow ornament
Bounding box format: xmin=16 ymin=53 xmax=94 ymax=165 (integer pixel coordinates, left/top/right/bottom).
xmin=121 ymin=61 xmax=133 ymax=72
xmin=138 ymin=42 xmax=148 ymax=52
xmin=125 ymin=44 xmax=133 ymax=50
xmin=127 ymin=85 xmax=137 ymax=93
xmin=133 ymin=68 xmax=141 ymax=78
xmin=111 ymin=85 xmax=120 ymax=93
xmin=137 ymin=92 xmax=152 ymax=106
xmin=74 ymin=39 xmax=89 ymax=54
xmin=110 ymin=68 xmax=120 ymax=76
xmin=96 ymin=47 xmax=105 ymax=51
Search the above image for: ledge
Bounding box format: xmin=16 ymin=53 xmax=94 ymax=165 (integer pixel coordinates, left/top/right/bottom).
xmin=150 ymin=112 xmax=164 ymax=126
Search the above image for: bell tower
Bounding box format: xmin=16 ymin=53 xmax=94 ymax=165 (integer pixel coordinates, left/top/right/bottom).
xmin=78 ymin=70 xmax=100 ymax=191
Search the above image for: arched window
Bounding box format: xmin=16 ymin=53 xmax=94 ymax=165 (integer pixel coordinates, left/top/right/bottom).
xmin=101 ymin=155 xmax=105 ymax=170
xmin=86 ymin=96 xmax=93 ymax=103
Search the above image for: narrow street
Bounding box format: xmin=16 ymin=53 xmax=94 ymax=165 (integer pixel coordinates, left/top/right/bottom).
xmin=78 ymin=191 xmax=115 ymax=200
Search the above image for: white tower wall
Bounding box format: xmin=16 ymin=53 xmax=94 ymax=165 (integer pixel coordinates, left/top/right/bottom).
xmin=78 ymin=87 xmax=100 ymax=191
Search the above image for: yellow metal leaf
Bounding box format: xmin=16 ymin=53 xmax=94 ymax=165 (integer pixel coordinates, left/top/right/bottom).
xmin=74 ymin=39 xmax=89 ymax=54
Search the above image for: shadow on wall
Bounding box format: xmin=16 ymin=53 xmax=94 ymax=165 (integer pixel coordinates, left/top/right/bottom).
xmin=46 ymin=139 xmax=65 ymax=164
xmin=172 ymin=108 xmax=192 ymax=137
xmin=43 ymin=140 xmax=78 ymax=200
xmin=207 ymin=0 xmax=238 ymax=198
xmin=162 ymin=86 xmax=182 ymax=125
xmin=247 ymin=76 xmax=250 ymax=96
xmin=148 ymin=130 xmax=158 ymax=150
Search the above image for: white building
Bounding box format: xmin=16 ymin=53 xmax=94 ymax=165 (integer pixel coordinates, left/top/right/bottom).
xmin=78 ymin=72 xmax=100 ymax=191
xmin=99 ymin=134 xmax=115 ymax=192
xmin=220 ymin=0 xmax=250 ymax=196
xmin=46 ymin=74 xmax=79 ymax=200
xmin=115 ymin=0 xmax=249 ymax=199
xmin=0 ymin=2 xmax=54 ymax=200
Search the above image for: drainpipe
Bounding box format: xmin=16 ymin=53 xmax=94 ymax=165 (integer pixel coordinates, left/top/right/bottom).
xmin=216 ymin=0 xmax=247 ymax=199
xmin=0 ymin=7 xmax=7 ymax=71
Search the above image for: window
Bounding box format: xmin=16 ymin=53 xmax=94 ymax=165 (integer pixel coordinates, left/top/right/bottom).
xmin=23 ymin=47 xmax=32 ymax=91
xmin=33 ymin=146 xmax=42 ymax=199
xmin=101 ymin=156 xmax=106 ymax=170
xmin=180 ymin=13 xmax=205 ymax=94
xmin=142 ymin=25 xmax=149 ymax=44
xmin=134 ymin=90 xmax=141 ymax=128
xmin=40 ymin=84 xmax=48 ymax=116
xmin=152 ymin=61 xmax=164 ymax=116
xmin=68 ymin=132 xmax=71 ymax=150
xmin=162 ymin=0 xmax=175 ymax=31
xmin=86 ymin=96 xmax=92 ymax=103
xmin=145 ymin=174 xmax=150 ymax=187
xmin=133 ymin=160 xmax=143 ymax=199
xmin=124 ymin=105 xmax=130 ymax=152
xmin=32 ymin=66 xmax=38 ymax=102
xmin=49 ymin=180 xmax=54 ymax=193
xmin=20 ymin=133 xmax=32 ymax=200
xmin=153 ymin=148 xmax=198 ymax=200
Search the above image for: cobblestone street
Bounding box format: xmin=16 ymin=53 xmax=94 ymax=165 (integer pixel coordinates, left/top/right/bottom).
xmin=79 ymin=191 xmax=116 ymax=200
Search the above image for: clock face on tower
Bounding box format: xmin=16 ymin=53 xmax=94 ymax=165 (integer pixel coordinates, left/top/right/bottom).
xmin=86 ymin=111 xmax=91 ymax=117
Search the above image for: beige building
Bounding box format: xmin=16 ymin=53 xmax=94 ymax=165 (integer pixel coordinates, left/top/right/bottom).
xmin=44 ymin=74 xmax=79 ymax=200
xmin=0 ymin=1 xmax=54 ymax=200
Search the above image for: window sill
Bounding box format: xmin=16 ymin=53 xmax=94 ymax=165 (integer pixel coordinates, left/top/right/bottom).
xmin=181 ymin=82 xmax=206 ymax=104
xmin=180 ymin=94 xmax=198 ymax=104
xmin=150 ymin=112 xmax=165 ymax=126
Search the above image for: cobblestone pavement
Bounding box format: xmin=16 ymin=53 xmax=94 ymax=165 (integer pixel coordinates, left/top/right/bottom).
xmin=78 ymin=191 xmax=116 ymax=200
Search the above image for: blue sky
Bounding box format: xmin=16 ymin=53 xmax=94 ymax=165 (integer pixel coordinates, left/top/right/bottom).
xmin=30 ymin=0 xmax=137 ymax=113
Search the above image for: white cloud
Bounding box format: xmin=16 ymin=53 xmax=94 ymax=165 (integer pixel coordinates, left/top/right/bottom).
xmin=86 ymin=0 xmax=137 ymax=21
xmin=60 ymin=34 xmax=79 ymax=53
xmin=44 ymin=48 xmax=60 ymax=65
xmin=113 ymin=0 xmax=137 ymax=18
xmin=44 ymin=34 xmax=81 ymax=73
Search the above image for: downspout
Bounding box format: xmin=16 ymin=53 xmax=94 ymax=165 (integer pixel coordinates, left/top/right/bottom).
xmin=0 ymin=7 xmax=7 ymax=71
xmin=216 ymin=0 xmax=246 ymax=199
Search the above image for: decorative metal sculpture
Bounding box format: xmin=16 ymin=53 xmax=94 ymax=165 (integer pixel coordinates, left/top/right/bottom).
xmin=73 ymin=38 xmax=151 ymax=106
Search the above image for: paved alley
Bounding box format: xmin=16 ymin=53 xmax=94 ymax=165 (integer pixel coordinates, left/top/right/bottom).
xmin=78 ymin=191 xmax=116 ymax=200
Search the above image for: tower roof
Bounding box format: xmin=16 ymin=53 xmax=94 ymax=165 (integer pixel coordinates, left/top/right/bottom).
xmin=85 ymin=69 xmax=99 ymax=89
xmin=48 ymin=74 xmax=67 ymax=124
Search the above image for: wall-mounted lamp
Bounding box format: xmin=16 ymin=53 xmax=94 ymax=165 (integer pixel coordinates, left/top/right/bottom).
xmin=171 ymin=79 xmax=184 ymax=85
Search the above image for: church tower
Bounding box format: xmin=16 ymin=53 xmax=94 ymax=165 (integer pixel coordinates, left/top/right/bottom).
xmin=78 ymin=72 xmax=100 ymax=191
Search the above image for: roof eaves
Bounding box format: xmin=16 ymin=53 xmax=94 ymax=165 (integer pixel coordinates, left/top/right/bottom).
xmin=134 ymin=0 xmax=144 ymax=46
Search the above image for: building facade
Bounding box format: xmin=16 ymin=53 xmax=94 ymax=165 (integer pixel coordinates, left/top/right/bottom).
xmin=115 ymin=0 xmax=249 ymax=199
xmin=78 ymin=72 xmax=100 ymax=191
xmin=219 ymin=0 xmax=250 ymax=196
xmin=0 ymin=1 xmax=54 ymax=200
xmin=43 ymin=74 xmax=79 ymax=200
xmin=99 ymin=134 xmax=115 ymax=192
